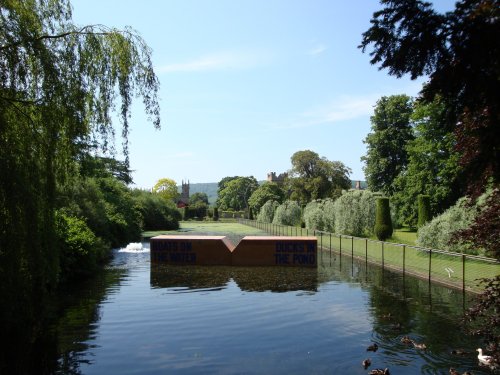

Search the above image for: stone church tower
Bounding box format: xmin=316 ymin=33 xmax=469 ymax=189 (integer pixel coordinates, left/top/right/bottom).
xmin=178 ymin=180 xmax=190 ymax=207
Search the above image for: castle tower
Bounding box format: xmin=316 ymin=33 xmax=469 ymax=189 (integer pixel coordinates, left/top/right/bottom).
xmin=267 ymin=171 xmax=287 ymax=185
xmin=179 ymin=180 xmax=190 ymax=206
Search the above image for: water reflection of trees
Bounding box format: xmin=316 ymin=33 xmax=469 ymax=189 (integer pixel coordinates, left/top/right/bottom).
xmin=54 ymin=268 xmax=127 ymax=374
xmin=0 ymin=267 xmax=128 ymax=375
xmin=232 ymin=267 xmax=318 ymax=293
xmin=150 ymin=265 xmax=319 ymax=293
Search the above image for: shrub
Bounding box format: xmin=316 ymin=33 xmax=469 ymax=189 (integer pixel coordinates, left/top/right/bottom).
xmin=374 ymin=197 xmax=393 ymax=241
xmin=272 ymin=200 xmax=302 ymax=226
xmin=416 ymin=193 xmax=488 ymax=254
xmin=55 ymin=212 xmax=108 ymax=282
xmin=133 ymin=190 xmax=180 ymax=230
xmin=334 ymin=190 xmax=377 ymax=237
xmin=418 ymin=194 xmax=431 ymax=228
xmin=303 ymin=199 xmax=336 ymax=231
xmin=257 ymin=200 xmax=279 ymax=223
xmin=303 ymin=200 xmax=325 ymax=231
xmin=213 ymin=207 xmax=219 ymax=221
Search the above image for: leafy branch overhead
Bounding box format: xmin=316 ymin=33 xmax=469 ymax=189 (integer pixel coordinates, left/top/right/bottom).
xmin=0 ymin=0 xmax=160 ymax=163
xmin=0 ymin=0 xmax=162 ymax=338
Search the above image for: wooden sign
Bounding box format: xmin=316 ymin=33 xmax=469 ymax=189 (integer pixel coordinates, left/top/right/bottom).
xmin=150 ymin=235 xmax=234 ymax=265
xmin=232 ymin=236 xmax=317 ymax=267
xmin=150 ymin=235 xmax=317 ymax=267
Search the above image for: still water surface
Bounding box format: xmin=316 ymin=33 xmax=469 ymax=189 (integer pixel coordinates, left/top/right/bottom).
xmin=54 ymin=243 xmax=491 ymax=374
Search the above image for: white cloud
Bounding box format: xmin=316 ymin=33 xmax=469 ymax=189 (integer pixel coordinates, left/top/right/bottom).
xmin=308 ymin=43 xmax=327 ymax=56
xmin=270 ymin=94 xmax=379 ymax=130
xmin=156 ymin=50 xmax=269 ymax=73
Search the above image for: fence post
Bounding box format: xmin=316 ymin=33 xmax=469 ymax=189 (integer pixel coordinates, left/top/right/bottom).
xmin=351 ymin=236 xmax=354 ymax=257
xmin=339 ymin=236 xmax=342 ymax=255
xmin=330 ymin=233 xmax=332 ymax=263
xmin=462 ymin=254 xmax=466 ymax=293
xmin=428 ymin=249 xmax=432 ymax=284
xmin=365 ymin=239 xmax=368 ymax=267
xmin=403 ymin=245 xmax=406 ymax=275
xmin=382 ymin=242 xmax=384 ymax=268
xmin=320 ymin=232 xmax=323 ymax=262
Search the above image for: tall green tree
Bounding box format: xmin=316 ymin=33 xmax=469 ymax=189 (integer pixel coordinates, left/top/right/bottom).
xmin=0 ymin=0 xmax=160 ymax=340
xmin=217 ymin=176 xmax=259 ymax=212
xmin=287 ymin=150 xmax=351 ymax=204
xmin=391 ymin=98 xmax=463 ymax=226
xmin=361 ymin=95 xmax=414 ymax=195
xmin=153 ymin=178 xmax=179 ymax=203
xmin=248 ymin=182 xmax=285 ymax=217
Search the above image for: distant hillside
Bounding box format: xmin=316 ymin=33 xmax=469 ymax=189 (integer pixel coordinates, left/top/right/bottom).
xmin=179 ymin=180 xmax=367 ymax=206
xmin=178 ymin=182 xmax=219 ymax=205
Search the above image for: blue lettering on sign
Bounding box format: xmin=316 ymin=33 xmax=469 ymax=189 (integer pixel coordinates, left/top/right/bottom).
xmin=274 ymin=253 xmax=290 ymax=264
xmin=274 ymin=241 xmax=316 ymax=265
xmin=292 ymin=254 xmax=316 ymax=265
xmin=307 ymin=243 xmax=316 ymax=253
xmin=169 ymin=252 xmax=196 ymax=263
xmin=152 ymin=240 xmax=196 ymax=263
xmin=275 ymin=242 xmax=305 ymax=252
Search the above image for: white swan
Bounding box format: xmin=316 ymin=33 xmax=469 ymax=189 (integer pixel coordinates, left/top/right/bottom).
xmin=477 ymin=348 xmax=494 ymax=366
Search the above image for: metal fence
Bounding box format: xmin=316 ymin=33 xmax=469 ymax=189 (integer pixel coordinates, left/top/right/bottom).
xmin=239 ymin=219 xmax=500 ymax=294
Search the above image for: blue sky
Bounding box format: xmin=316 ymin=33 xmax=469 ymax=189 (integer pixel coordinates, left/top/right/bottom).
xmin=71 ymin=0 xmax=454 ymax=189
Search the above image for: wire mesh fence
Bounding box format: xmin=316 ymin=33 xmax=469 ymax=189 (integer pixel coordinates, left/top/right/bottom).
xmin=239 ymin=219 xmax=500 ymax=294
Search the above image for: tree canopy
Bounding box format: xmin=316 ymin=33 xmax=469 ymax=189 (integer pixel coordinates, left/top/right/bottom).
xmin=360 ymin=0 xmax=499 ymax=193
xmin=217 ymin=176 xmax=259 ymax=212
xmin=361 ymin=94 xmax=414 ymax=195
xmin=287 ymin=150 xmax=351 ymax=204
xmin=391 ymin=97 xmax=463 ymax=227
xmin=153 ymin=178 xmax=179 ymax=203
xmin=0 ymin=0 xmax=161 ymax=340
xmin=248 ymin=182 xmax=285 ymax=217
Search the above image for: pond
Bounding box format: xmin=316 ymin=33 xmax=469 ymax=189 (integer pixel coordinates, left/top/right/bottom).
xmin=47 ymin=241 xmax=494 ymax=375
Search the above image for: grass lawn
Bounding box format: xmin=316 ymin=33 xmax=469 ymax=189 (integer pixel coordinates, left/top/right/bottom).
xmin=387 ymin=227 xmax=417 ymax=245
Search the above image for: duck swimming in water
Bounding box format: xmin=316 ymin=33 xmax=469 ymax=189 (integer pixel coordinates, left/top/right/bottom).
xmin=400 ymin=335 xmax=412 ymax=345
xmin=369 ymin=368 xmax=390 ymax=375
xmin=477 ymin=348 xmax=494 ymax=366
xmin=450 ymin=348 xmax=469 ymax=356
xmin=411 ymin=340 xmax=427 ymax=350
xmin=362 ymin=358 xmax=371 ymax=369
xmin=367 ymin=343 xmax=378 ymax=352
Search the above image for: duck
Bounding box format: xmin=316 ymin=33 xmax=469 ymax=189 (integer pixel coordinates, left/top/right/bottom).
xmin=390 ymin=322 xmax=403 ymax=331
xmin=362 ymin=358 xmax=371 ymax=369
xmin=411 ymin=340 xmax=427 ymax=350
xmin=477 ymin=348 xmax=494 ymax=366
xmin=400 ymin=335 xmax=412 ymax=345
xmin=450 ymin=348 xmax=469 ymax=356
xmin=369 ymin=368 xmax=390 ymax=375
xmin=367 ymin=343 xmax=379 ymax=352
xmin=449 ymin=368 xmax=460 ymax=375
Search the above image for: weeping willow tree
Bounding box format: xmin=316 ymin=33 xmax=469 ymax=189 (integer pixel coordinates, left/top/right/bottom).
xmin=0 ymin=0 xmax=160 ymax=333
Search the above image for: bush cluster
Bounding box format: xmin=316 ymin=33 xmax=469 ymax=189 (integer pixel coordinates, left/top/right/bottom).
xmin=272 ymin=200 xmax=302 ymax=226
xmin=416 ymin=193 xmax=486 ymax=254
